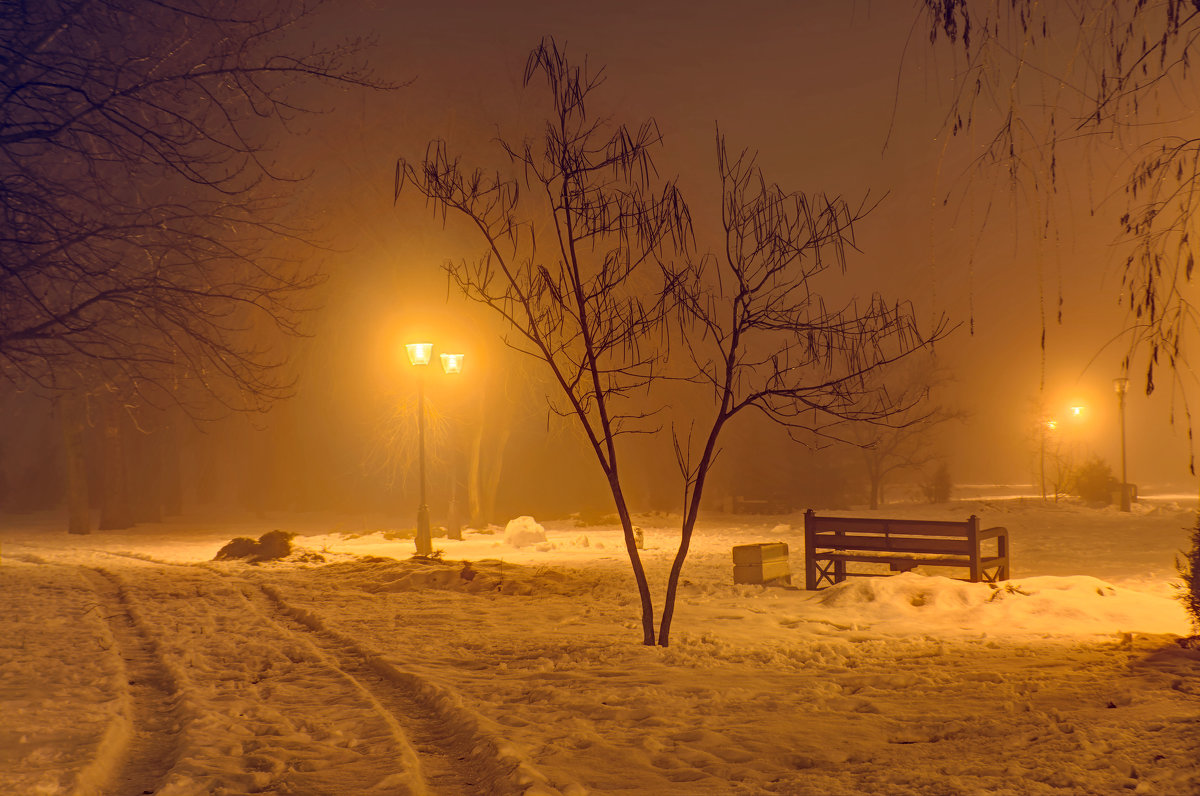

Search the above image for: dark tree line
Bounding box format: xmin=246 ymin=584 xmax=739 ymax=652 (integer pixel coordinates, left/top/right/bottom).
xmin=0 ymin=0 xmax=390 ymax=531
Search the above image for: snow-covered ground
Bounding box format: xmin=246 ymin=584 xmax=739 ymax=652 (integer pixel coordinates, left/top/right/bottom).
xmin=1 ymin=497 xmax=1198 ymax=795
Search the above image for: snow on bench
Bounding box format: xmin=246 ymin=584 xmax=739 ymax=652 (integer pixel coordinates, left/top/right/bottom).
xmin=803 ymin=509 xmax=1010 ymax=590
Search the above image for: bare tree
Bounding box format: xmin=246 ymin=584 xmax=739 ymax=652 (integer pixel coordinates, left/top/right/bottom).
xmin=398 ymin=38 xmax=691 ymax=645
xmin=399 ymin=40 xmax=949 ymax=646
xmin=657 ymin=133 xmax=951 ymax=645
xmin=0 ymin=0 xmax=393 ymax=531
xmin=0 ymin=0 xmax=391 ymax=409
xmin=919 ymin=0 xmax=1200 ymax=464
xmin=847 ymin=357 xmax=963 ymax=510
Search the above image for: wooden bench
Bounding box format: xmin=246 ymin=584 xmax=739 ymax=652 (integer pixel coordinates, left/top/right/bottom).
xmin=803 ymin=509 xmax=1010 ymax=590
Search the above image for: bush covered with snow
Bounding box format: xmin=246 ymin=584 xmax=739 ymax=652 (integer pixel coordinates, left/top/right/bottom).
xmin=503 ymin=516 xmax=547 ymax=548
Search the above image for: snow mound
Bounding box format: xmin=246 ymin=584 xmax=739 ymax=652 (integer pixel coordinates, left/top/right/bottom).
xmin=815 ymin=571 xmax=985 ymax=609
xmin=503 ymin=516 xmax=547 ymax=548
xmin=812 ymin=572 xmax=1191 ymax=636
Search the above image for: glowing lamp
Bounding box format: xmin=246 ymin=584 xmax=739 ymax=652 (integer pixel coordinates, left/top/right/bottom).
xmin=406 ymin=342 xmax=433 ymax=366
xmin=440 ymin=353 xmax=465 ymax=375
xmin=1070 ymin=405 xmax=1084 ymax=417
xmin=1045 ymin=419 xmax=1057 ymax=430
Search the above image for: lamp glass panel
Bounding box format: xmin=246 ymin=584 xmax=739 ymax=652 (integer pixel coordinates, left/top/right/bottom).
xmin=406 ymin=342 xmax=433 ymax=366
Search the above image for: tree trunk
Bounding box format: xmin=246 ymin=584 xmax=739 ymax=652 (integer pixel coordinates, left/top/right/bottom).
xmin=866 ymin=454 xmax=882 ymax=510
xmin=131 ymin=426 xmax=163 ymax=523
xmin=658 ymin=417 xmax=726 ymax=647
xmin=58 ymin=392 xmax=91 ymax=534
xmin=609 ymin=471 xmax=656 ymax=646
xmin=98 ymin=398 xmax=134 ymax=530
xmin=468 ymin=418 xmax=484 ymax=527
xmin=161 ymin=423 xmax=183 ymax=516
xmin=468 ymin=389 xmax=511 ymax=529
xmin=480 ymin=424 xmax=509 ymax=525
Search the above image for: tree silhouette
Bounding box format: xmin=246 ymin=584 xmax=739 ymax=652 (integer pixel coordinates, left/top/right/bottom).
xmin=399 ymin=40 xmax=949 ymax=646
xmin=658 ymin=132 xmax=950 ymax=644
xmin=0 ymin=0 xmax=393 ymax=531
xmin=0 ymin=0 xmax=388 ymax=411
xmin=398 ymin=38 xmax=689 ymax=645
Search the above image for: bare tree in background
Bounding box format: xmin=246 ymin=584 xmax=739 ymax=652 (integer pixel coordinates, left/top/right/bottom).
xmin=919 ymin=0 xmax=1200 ymax=465
xmin=0 ymin=0 xmax=392 ymax=530
xmin=656 ymin=133 xmax=950 ymax=645
xmin=847 ymin=357 xmax=963 ymax=510
xmin=398 ymin=38 xmax=690 ymax=645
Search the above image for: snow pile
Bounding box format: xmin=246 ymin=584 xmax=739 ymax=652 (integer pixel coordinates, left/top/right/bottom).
xmin=503 ymin=515 xmax=547 ymax=548
xmin=812 ymin=572 xmax=1191 ymax=636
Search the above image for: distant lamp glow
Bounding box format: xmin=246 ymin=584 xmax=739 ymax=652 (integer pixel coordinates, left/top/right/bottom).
xmin=440 ymin=352 xmax=465 ymax=375
xmin=1114 ymin=377 xmax=1131 ymax=511
xmin=1045 ymin=419 xmax=1058 ymax=431
xmin=406 ymin=342 xmax=433 ymax=366
xmin=1070 ymin=405 xmax=1084 ymax=417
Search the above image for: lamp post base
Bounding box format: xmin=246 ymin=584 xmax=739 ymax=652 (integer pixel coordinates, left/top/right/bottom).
xmin=416 ymin=505 xmax=432 ymax=556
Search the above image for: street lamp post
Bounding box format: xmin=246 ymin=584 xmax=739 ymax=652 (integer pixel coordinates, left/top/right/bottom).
xmin=1114 ymin=377 xmax=1130 ymax=511
xmin=1040 ymin=418 xmax=1057 ymax=501
xmin=406 ymin=342 xmax=434 ymax=555
xmin=405 ymin=343 xmax=465 ymax=556
xmin=440 ymin=353 xmax=465 ymax=541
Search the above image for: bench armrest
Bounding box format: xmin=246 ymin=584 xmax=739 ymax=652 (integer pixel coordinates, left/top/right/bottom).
xmin=977 ymin=525 xmax=1008 ymax=541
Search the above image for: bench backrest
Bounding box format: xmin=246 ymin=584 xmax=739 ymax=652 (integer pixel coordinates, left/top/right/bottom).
xmin=805 ymin=511 xmax=978 ymax=540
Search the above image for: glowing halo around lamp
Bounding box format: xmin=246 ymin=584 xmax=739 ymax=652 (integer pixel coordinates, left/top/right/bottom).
xmin=440 ymin=352 xmax=465 ymax=375
xmin=406 ymin=342 xmax=433 ymax=366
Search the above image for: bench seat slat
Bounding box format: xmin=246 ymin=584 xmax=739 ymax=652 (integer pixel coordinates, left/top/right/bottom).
xmin=809 ymin=534 xmax=973 ymax=555
xmin=808 ymin=519 xmax=983 ymax=537
xmin=814 ymin=552 xmax=1009 ymax=568
xmin=815 ymin=553 xmax=969 ymax=567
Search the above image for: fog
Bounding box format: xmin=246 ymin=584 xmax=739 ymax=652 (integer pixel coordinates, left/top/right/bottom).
xmin=2 ymin=0 xmax=1193 ymax=528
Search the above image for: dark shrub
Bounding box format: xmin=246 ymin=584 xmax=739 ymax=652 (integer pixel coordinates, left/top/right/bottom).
xmin=214 ymin=530 xmax=295 ymax=562
xmin=1070 ymin=457 xmax=1118 ymax=504
xmin=1178 ymin=516 xmax=1200 ymax=637
xmin=922 ymin=461 xmax=953 ymax=504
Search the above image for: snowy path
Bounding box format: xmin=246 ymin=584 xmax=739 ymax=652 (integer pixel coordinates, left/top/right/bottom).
xmin=3 ymin=546 xmax=567 ymax=795
xmin=82 ymin=567 xmax=181 ymax=796
xmin=2 ymin=503 xmax=1198 ymax=795
xmin=252 ymin=580 xmax=537 ymax=795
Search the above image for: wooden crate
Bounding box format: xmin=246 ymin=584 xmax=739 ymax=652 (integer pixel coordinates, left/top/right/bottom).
xmin=732 ymin=542 xmax=791 ymax=585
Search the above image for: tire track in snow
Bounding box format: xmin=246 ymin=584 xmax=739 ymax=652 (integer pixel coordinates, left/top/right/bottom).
xmin=250 ymin=580 xmax=566 ymax=796
xmin=75 ymin=555 xmax=432 ymax=794
xmin=81 ymin=567 xmax=181 ymax=796
xmin=21 ymin=546 xmax=569 ymax=794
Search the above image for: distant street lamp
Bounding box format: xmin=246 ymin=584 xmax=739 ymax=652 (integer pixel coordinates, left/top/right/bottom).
xmin=1114 ymin=377 xmax=1131 ymax=511
xmin=1040 ymin=417 xmax=1057 ymax=500
xmin=405 ymin=342 xmax=465 ymax=555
